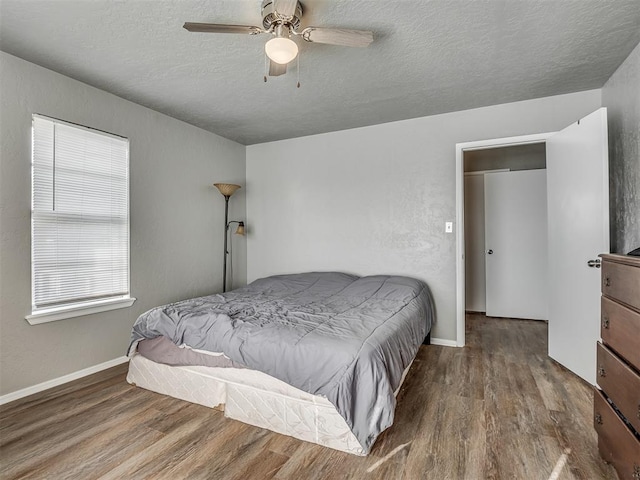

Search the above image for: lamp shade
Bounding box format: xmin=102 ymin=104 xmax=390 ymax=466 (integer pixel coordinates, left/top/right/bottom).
xmin=214 ymin=183 xmax=241 ymax=197
xmin=235 ymin=222 xmax=245 ymax=236
xmin=265 ymin=37 xmax=298 ymax=64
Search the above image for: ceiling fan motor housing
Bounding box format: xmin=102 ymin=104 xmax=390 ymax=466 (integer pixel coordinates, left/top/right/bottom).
xmin=261 ymin=0 xmax=303 ymax=30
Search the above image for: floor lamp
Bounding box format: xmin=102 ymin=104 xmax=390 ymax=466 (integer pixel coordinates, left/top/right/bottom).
xmin=213 ymin=183 xmax=245 ymax=292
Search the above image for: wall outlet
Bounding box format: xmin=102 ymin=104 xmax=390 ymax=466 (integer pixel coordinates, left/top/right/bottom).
xmin=445 ymin=222 xmax=453 ymax=233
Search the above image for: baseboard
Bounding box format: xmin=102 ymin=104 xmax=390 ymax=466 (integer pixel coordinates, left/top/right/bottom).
xmin=430 ymin=337 xmax=459 ymax=347
xmin=0 ymin=356 xmax=129 ymax=406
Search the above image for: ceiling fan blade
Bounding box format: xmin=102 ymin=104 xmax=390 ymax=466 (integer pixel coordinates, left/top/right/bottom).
xmin=301 ymin=27 xmax=373 ymax=47
xmin=183 ymin=23 xmax=263 ymax=35
xmin=268 ymin=60 xmax=287 ymax=77
xmin=274 ymin=0 xmax=298 ymax=18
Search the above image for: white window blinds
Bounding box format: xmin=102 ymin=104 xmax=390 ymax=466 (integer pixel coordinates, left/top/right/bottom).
xmin=31 ymin=115 xmax=130 ymax=311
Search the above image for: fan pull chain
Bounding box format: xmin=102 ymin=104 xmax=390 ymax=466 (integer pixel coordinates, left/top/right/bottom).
xmin=296 ymin=53 xmax=300 ymax=88
xmin=264 ymin=52 xmax=268 ymax=82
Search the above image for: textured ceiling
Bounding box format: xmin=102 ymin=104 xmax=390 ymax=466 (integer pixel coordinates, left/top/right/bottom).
xmin=1 ymin=1 xmax=639 ymax=145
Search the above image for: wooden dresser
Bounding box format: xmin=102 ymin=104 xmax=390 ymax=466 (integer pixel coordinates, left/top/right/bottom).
xmin=594 ymin=254 xmax=640 ymax=479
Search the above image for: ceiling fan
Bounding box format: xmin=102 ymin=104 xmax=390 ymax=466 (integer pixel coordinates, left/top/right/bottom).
xmin=183 ymin=0 xmax=374 ymax=78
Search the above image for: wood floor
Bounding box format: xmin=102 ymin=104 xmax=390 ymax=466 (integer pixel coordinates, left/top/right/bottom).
xmin=1 ymin=314 xmax=617 ymax=479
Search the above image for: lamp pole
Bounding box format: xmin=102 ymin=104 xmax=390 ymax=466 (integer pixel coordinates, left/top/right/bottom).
xmin=214 ymin=183 xmax=241 ymax=293
xmin=222 ymin=194 xmax=230 ymax=292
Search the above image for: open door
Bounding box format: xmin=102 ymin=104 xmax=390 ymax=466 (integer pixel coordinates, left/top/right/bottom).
xmin=547 ymin=108 xmax=609 ymax=385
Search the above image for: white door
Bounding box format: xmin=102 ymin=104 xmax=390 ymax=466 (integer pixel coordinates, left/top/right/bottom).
xmin=484 ymin=170 xmax=549 ymax=320
xmin=547 ymin=108 xmax=609 ymax=386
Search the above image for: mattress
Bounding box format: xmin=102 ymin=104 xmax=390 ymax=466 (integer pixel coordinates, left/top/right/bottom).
xmin=127 ymin=352 xmax=414 ymax=455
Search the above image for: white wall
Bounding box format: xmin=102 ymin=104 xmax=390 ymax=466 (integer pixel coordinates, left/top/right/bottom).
xmin=0 ymin=53 xmax=247 ymax=396
xmin=246 ymin=90 xmax=601 ymax=341
xmin=464 ymin=174 xmax=486 ymax=312
xmin=464 ymin=143 xmax=546 ymax=172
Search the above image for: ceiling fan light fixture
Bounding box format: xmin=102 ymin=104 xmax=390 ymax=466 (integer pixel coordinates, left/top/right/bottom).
xmin=265 ymin=37 xmax=298 ymax=64
xmin=184 ymin=1 xmax=374 ymax=78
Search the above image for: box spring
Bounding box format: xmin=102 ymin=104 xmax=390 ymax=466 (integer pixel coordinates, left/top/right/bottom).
xmin=127 ymin=353 xmax=411 ymax=455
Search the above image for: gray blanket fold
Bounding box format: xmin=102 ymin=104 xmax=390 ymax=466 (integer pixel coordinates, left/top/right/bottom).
xmin=129 ymin=271 xmax=434 ymax=453
xmin=136 ymin=336 xmax=245 ymax=369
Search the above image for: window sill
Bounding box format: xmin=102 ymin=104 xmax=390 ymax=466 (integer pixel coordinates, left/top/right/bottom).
xmin=26 ymin=297 xmax=136 ymax=325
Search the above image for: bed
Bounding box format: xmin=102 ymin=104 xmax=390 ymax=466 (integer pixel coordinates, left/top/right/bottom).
xmin=126 ymin=272 xmax=434 ymax=455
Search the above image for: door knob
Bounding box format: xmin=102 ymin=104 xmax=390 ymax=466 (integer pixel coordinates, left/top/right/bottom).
xmin=487 ymin=249 xmax=493 ymax=255
xmin=587 ymin=259 xmax=601 ymax=268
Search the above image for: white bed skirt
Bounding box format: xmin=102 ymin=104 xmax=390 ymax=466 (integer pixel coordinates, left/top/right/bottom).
xmin=127 ymin=353 xmax=414 ymax=455
xmin=127 ymin=353 xmax=367 ymax=455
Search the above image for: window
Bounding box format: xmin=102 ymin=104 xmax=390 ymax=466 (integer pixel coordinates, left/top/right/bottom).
xmin=26 ymin=115 xmax=135 ymax=324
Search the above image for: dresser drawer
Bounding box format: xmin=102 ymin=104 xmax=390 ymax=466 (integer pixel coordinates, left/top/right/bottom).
xmin=602 ymin=296 xmax=640 ymax=368
xmin=602 ymin=259 xmax=640 ymax=311
xmin=594 ymin=389 xmax=640 ymax=480
xmin=597 ymin=342 xmax=640 ymax=433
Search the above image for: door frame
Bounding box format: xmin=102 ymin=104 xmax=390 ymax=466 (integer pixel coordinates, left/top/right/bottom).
xmin=455 ymin=132 xmax=555 ymax=347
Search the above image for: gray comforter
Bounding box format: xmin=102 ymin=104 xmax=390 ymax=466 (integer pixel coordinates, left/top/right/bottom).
xmin=129 ymin=272 xmax=434 ymax=453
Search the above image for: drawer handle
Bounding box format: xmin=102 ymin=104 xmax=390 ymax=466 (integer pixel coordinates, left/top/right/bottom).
xmin=595 ymin=413 xmax=603 ymax=425
xmin=604 ymin=276 xmax=611 ymax=287
xmin=598 ymin=366 xmax=606 ymax=377
xmin=638 ymin=403 xmax=640 ymax=420
xmin=634 ymin=464 xmax=640 ymax=480
xmin=602 ymin=317 xmax=609 ymax=329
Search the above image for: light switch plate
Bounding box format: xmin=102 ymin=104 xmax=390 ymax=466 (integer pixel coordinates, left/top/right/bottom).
xmin=445 ymin=222 xmax=453 ymax=233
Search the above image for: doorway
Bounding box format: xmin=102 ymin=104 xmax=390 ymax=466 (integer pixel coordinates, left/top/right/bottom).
xmin=454 ymin=132 xmax=554 ymax=347
xmin=463 ymin=144 xmax=548 ymax=320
